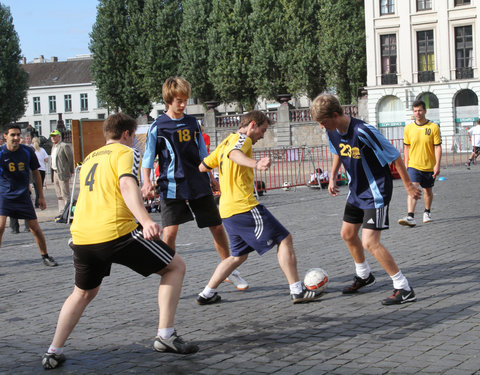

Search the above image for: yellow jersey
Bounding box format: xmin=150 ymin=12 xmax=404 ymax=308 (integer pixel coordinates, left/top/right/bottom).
xmin=202 ymin=133 xmax=258 ymax=218
xmin=404 ymin=121 xmax=441 ymax=172
xmin=70 ymin=143 xmax=140 ymax=244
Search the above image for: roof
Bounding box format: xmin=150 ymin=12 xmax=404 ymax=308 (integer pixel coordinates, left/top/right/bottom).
xmin=21 ymin=59 xmax=93 ymax=87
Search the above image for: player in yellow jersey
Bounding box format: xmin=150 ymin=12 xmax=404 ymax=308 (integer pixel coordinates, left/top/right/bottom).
xmin=42 ymin=113 xmax=198 ymax=370
xmin=398 ymin=100 xmax=442 ymax=227
xmin=195 ymin=110 xmax=320 ymax=305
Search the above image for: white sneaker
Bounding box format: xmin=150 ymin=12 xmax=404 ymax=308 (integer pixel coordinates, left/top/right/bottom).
xmin=423 ymin=212 xmax=432 ymax=223
xmin=398 ymin=216 xmax=416 ymax=227
xmin=225 ymin=270 xmax=249 ymax=291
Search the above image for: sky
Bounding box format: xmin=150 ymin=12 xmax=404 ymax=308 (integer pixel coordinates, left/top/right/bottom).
xmin=2 ymin=0 xmax=99 ymax=62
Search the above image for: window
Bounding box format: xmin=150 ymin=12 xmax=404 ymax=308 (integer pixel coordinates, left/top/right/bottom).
xmin=417 ymin=30 xmax=435 ymax=82
xmin=48 ymin=96 xmax=56 ymax=113
xmin=33 ymin=97 xmax=41 ymax=114
xmin=417 ymin=0 xmax=431 ymax=11
xmin=455 ymin=26 xmax=473 ymax=79
xmin=455 ymin=0 xmax=471 ymax=6
xmin=380 ymin=0 xmax=394 ymax=15
xmin=80 ymin=93 xmax=88 ymax=111
xmin=97 ymin=113 xmax=106 ymax=120
xmin=49 ymin=120 xmax=57 ymax=132
xmin=34 ymin=121 xmax=42 ymax=136
xmin=381 ymin=34 xmax=397 ymax=84
xmin=64 ymin=94 xmax=72 ymax=112
xmin=65 ymin=119 xmax=72 ymax=131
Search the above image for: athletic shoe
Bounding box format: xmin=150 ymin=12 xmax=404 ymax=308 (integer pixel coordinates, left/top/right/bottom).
xmin=291 ymin=285 xmax=321 ymax=304
xmin=381 ymin=288 xmax=417 ymax=305
xmin=153 ymin=331 xmax=199 ymax=354
xmin=42 ymin=352 xmax=66 ymax=369
xmin=423 ymin=212 xmax=432 ymax=223
xmin=465 ymin=162 xmax=471 ymax=169
xmin=42 ymin=256 xmax=58 ymax=267
xmin=10 ymin=228 xmax=19 ymax=234
xmin=224 ymin=270 xmax=249 ymax=291
xmin=342 ymin=273 xmax=376 ymax=294
xmin=196 ymin=292 xmax=221 ymax=305
xmin=398 ymin=216 xmax=416 ymax=227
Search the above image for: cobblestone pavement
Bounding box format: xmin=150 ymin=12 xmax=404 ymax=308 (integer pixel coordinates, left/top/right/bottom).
xmin=1 ymin=166 xmax=480 ymax=375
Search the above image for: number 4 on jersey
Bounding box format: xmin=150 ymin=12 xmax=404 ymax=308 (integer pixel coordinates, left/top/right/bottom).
xmin=85 ymin=163 xmax=98 ymax=191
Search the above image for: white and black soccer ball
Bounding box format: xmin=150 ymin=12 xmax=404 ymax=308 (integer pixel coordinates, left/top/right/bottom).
xmin=282 ymin=181 xmax=291 ymax=191
xmin=304 ymin=267 xmax=329 ymax=294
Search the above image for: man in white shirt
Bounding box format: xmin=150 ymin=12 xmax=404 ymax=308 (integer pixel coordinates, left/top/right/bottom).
xmin=466 ymin=119 xmax=480 ymax=169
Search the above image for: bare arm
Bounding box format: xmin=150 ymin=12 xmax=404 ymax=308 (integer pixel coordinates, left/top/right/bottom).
xmin=32 ymin=169 xmax=46 ymax=210
xmin=393 ymin=156 xmax=421 ymax=200
xmin=141 ymin=167 xmax=154 ymax=199
xmin=120 ymin=176 xmax=162 ymax=240
xmin=228 ymin=149 xmax=270 ymax=170
xmin=433 ymin=145 xmax=442 ymax=178
xmin=403 ymin=144 xmax=410 ymax=168
xmin=328 ymin=154 xmax=342 ymax=196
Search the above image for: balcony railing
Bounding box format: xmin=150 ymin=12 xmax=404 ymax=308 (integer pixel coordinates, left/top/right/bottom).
xmin=418 ymin=71 xmax=435 ymax=82
xmin=456 ymin=67 xmax=473 ymax=79
xmin=381 ymin=73 xmax=398 ymax=85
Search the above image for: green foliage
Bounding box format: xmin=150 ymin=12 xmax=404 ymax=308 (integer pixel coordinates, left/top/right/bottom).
xmin=139 ymin=0 xmax=182 ymax=103
xmin=207 ymin=0 xmax=256 ymax=111
xmin=316 ymin=0 xmax=366 ymax=104
xmin=0 ymin=3 xmax=28 ymax=128
xmin=89 ymin=0 xmax=151 ymax=117
xmin=179 ymin=0 xmax=216 ymax=104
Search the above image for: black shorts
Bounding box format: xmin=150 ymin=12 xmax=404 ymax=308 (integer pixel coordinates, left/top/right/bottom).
xmin=160 ymin=195 xmax=222 ymax=228
xmin=0 ymin=195 xmax=37 ymax=220
xmin=472 ymin=146 xmax=480 ymax=155
xmin=71 ymin=227 xmax=176 ymax=290
xmin=343 ymin=202 xmax=389 ymax=231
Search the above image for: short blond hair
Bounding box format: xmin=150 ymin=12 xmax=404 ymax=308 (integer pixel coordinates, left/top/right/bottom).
xmin=310 ymin=94 xmax=344 ymax=122
xmin=162 ymin=76 xmax=191 ymax=105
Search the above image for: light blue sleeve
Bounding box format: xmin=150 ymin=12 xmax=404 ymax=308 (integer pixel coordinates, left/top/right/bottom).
xmin=196 ymin=123 xmax=208 ymax=159
xmin=142 ymin=124 xmax=157 ymax=169
xmin=328 ymin=139 xmax=338 ymax=155
xmin=358 ymin=124 xmax=400 ymax=166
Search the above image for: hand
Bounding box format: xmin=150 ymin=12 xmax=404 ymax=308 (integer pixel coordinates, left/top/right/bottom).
xmin=210 ymin=178 xmax=220 ymax=192
xmin=406 ymin=182 xmax=422 ymax=200
xmin=328 ymin=180 xmax=339 ymax=197
xmin=141 ymin=180 xmax=155 ymax=199
xmin=38 ymin=197 xmax=47 ymax=210
xmin=142 ymin=220 xmax=162 ymax=241
xmin=432 ymin=165 xmax=440 ymax=179
xmin=256 ymin=157 xmax=271 ymax=171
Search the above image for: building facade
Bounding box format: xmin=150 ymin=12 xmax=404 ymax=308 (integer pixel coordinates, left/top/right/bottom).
xmin=365 ymin=0 xmax=479 ymax=151
xmin=18 ymin=55 xmax=107 ymax=137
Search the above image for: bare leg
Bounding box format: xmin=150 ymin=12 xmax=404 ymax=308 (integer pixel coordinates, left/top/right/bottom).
xmin=208 ymin=224 xmax=230 ymax=260
xmin=26 ymin=219 xmax=47 ymax=256
xmin=276 ymin=234 xmax=300 ymax=284
xmin=423 ymin=187 xmax=433 ymax=211
xmin=51 ymin=286 xmax=100 ymax=348
xmin=207 ymin=255 xmax=248 ymax=289
xmin=156 ymin=254 xmax=185 ymax=329
xmin=162 ymin=225 xmax=179 ymax=250
xmin=361 ymin=228 xmax=399 ymax=276
xmin=407 ymin=182 xmax=420 ymax=213
xmin=0 ymin=216 xmax=6 ymax=247
xmin=340 ymin=221 xmax=365 ymax=263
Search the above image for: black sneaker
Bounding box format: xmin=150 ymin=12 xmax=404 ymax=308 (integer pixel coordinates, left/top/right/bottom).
xmin=291 ymin=285 xmax=321 ymax=304
xmin=42 ymin=255 xmax=58 ymax=267
xmin=153 ymin=331 xmax=199 ymax=354
xmin=381 ymin=288 xmax=417 ymax=305
xmin=42 ymin=352 xmax=66 ymax=369
xmin=196 ymin=292 xmax=221 ymax=305
xmin=342 ymin=273 xmax=376 ymax=294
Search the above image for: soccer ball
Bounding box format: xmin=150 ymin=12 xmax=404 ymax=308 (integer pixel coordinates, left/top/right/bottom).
xmin=282 ymin=181 xmax=291 ymax=191
xmin=304 ymin=268 xmax=329 ymax=293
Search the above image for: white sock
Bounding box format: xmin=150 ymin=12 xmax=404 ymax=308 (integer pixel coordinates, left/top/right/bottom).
xmin=157 ymin=327 xmax=174 ymax=340
xmin=390 ymin=271 xmax=411 ymax=291
xmin=355 ymin=261 xmax=371 ymax=279
xmin=47 ymin=345 xmax=63 ymax=355
xmin=289 ymin=281 xmax=303 ymax=295
xmin=200 ymin=286 xmax=216 ymax=299
xmin=230 ymin=269 xmax=240 ymax=277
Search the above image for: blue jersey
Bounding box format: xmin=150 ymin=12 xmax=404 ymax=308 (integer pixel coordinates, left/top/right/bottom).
xmin=143 ymin=113 xmax=211 ymax=200
xmin=327 ymin=117 xmax=400 ymax=209
xmin=0 ymin=144 xmax=39 ymax=200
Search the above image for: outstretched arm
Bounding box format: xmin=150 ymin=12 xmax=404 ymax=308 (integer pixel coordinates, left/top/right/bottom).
xmin=393 ymin=156 xmax=421 ymax=200
xmin=228 ymin=149 xmax=270 ymax=171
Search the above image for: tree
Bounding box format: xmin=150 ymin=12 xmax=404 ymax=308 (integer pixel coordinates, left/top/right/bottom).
xmin=178 ymin=0 xmax=217 ymax=104
xmin=89 ymin=0 xmax=151 ymax=118
xmin=0 ymin=3 xmax=28 ymax=128
xmin=207 ymin=0 xmax=256 ymax=111
xmin=317 ymin=0 xmax=366 ymax=104
xmin=139 ymin=0 xmax=182 ymax=103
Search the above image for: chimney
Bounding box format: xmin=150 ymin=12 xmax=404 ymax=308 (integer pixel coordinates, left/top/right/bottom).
xmin=57 ymin=113 xmax=65 ymax=132
xmin=21 ymin=57 xmax=26 ymax=64
xmin=40 ymin=55 xmax=44 ymax=62
xmin=50 ymin=56 xmax=58 ymax=62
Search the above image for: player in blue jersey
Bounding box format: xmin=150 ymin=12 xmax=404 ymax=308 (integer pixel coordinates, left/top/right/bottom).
xmin=0 ymin=125 xmax=57 ymax=266
xmin=142 ymin=77 xmax=248 ymax=290
xmin=311 ymin=94 xmax=421 ymax=305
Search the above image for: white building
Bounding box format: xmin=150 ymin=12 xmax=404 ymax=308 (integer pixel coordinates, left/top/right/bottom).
xmin=19 ymin=55 xmax=107 ymax=137
xmin=364 ymin=0 xmax=479 ymax=151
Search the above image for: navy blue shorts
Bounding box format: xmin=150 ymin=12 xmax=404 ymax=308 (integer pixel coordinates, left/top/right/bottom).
xmin=0 ymin=195 xmax=37 ymax=220
xmin=407 ymin=167 xmax=435 ymax=188
xmin=222 ymin=204 xmax=290 ymax=257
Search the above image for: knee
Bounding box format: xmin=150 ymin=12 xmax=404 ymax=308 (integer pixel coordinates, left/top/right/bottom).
xmin=168 ymin=255 xmax=186 ymax=276
xmin=73 ymin=287 xmax=98 ymax=304
xmin=341 ymin=228 xmax=356 ymax=243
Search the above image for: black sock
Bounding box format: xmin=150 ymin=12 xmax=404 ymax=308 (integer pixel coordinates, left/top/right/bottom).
xmin=408 ymin=212 xmax=414 ymax=218
xmin=42 ymin=254 xmax=49 ymax=259
xmin=424 ymin=209 xmax=430 ymax=213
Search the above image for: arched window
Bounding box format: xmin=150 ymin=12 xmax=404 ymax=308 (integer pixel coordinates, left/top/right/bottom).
xmin=377 ymin=95 xmax=405 ymax=139
xmin=417 ymin=92 xmax=439 ymax=124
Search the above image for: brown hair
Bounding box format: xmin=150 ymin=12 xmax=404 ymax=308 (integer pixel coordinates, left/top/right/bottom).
xmin=239 ymin=110 xmax=272 ymax=129
xmin=103 ymin=113 xmax=137 ymax=140
xmin=162 ymin=76 xmax=191 ymax=106
xmin=310 ymin=94 xmax=344 ymax=122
